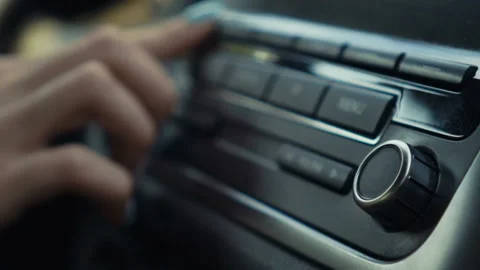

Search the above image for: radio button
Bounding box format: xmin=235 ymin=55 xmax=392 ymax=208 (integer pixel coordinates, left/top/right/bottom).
xmin=267 ymin=70 xmax=328 ymax=115
xmin=317 ymin=85 xmax=395 ymax=137
xmin=278 ymin=144 xmax=353 ymax=192
xmin=398 ymin=55 xmax=477 ymax=91
xmin=200 ymin=52 xmax=230 ymax=84
xmin=225 ymin=60 xmax=275 ymax=98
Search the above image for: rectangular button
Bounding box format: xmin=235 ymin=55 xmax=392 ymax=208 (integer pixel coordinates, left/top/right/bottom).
xmin=253 ymin=30 xmax=294 ymax=47
xmin=342 ymin=47 xmax=401 ymax=70
xmin=317 ymin=85 xmax=395 ymax=136
xmin=296 ymin=38 xmax=343 ymax=59
xmin=267 ymin=70 xmax=328 ymax=115
xmin=398 ymin=55 xmax=477 ymax=90
xmin=200 ymin=52 xmax=229 ymax=84
xmin=225 ymin=60 xmax=275 ymax=98
xmin=277 ymin=145 xmax=353 ymax=192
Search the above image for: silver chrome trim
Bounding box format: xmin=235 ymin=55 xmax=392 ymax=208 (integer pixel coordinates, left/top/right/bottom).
xmin=180 ymin=166 xmax=382 ymax=266
xmin=202 ymin=90 xmax=388 ymax=145
xmin=353 ymin=140 xmax=412 ymax=207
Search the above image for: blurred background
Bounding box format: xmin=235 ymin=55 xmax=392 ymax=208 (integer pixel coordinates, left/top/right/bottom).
xmin=0 ymin=0 xmax=197 ymax=56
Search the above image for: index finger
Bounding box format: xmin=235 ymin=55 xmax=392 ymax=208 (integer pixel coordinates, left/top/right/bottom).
xmin=130 ymin=1 xmax=225 ymax=58
xmin=130 ymin=18 xmax=215 ymax=59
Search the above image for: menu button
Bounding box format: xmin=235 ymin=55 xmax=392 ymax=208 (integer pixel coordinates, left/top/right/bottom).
xmin=317 ymin=85 xmax=395 ymax=137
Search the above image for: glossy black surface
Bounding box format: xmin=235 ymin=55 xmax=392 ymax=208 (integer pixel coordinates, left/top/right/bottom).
xmin=206 ymin=41 xmax=480 ymax=139
xmin=177 ymin=88 xmax=472 ymax=258
xmin=357 ymin=147 xmax=401 ymax=199
xmin=178 ymin=9 xmax=480 ymax=260
xmin=398 ymin=55 xmax=477 ymax=90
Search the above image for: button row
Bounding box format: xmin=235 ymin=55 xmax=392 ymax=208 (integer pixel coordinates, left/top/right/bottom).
xmin=201 ymin=54 xmax=395 ymax=137
xmin=278 ymin=144 xmax=353 ymax=192
xmin=218 ymin=23 xmax=477 ymax=91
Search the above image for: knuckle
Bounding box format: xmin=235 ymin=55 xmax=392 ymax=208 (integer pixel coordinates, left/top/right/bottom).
xmin=163 ymin=85 xmax=178 ymax=112
xmin=128 ymin=118 xmax=156 ymax=154
xmin=138 ymin=120 xmax=156 ymax=149
xmin=72 ymin=61 xmax=113 ymax=97
xmin=58 ymin=145 xmax=92 ymax=176
xmin=63 ymin=61 xmax=113 ymax=108
xmin=77 ymin=60 xmax=111 ymax=82
xmin=115 ymin=167 xmax=133 ymax=197
xmin=90 ymin=25 xmax=121 ymax=46
xmin=88 ymin=25 xmax=130 ymax=56
xmin=95 ymin=24 xmax=119 ymax=37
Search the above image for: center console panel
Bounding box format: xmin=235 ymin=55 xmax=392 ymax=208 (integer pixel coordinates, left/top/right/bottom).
xmin=144 ymin=9 xmax=480 ymax=269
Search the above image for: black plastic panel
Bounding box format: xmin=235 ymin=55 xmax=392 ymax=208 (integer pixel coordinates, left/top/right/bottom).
xmin=147 ymin=122 xmax=480 ymax=269
xmin=168 ymin=136 xmax=427 ymax=258
xmin=182 ymin=28 xmax=480 ymax=258
xmin=145 ymin=7 xmax=480 ymax=267
xmin=157 ymin=100 xmax=480 ymax=258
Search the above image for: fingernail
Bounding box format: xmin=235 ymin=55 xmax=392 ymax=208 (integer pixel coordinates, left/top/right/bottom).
xmin=123 ymin=198 xmax=137 ymax=226
xmin=182 ymin=1 xmax=226 ymax=23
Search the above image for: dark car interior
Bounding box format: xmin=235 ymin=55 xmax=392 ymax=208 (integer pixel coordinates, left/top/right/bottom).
xmin=2 ymin=0 xmax=480 ymax=269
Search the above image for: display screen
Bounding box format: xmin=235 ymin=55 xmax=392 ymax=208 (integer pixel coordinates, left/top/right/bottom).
xmin=220 ymin=0 xmax=480 ymax=51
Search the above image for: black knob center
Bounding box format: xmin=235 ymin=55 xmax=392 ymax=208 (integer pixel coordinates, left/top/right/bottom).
xmin=357 ymin=146 xmax=402 ymax=199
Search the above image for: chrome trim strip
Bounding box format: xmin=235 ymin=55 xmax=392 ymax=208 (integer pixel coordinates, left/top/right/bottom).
xmin=180 ymin=166 xmax=383 ymax=268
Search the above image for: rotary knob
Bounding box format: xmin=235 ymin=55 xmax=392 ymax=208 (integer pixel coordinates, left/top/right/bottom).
xmin=353 ymin=140 xmax=439 ymax=230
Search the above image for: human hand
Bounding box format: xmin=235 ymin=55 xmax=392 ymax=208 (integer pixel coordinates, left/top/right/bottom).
xmin=0 ymin=1 xmax=224 ymax=228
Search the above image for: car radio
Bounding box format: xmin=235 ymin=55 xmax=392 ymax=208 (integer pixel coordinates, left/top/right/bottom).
xmin=143 ymin=2 xmax=480 ymax=269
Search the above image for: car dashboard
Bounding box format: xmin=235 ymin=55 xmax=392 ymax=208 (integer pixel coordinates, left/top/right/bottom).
xmin=5 ymin=0 xmax=480 ymax=269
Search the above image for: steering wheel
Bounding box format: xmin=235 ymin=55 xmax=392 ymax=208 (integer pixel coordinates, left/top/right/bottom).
xmin=0 ymin=1 xmax=188 ymax=269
